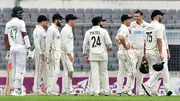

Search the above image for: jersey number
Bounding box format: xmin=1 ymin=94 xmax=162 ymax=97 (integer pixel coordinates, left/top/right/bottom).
xmin=146 ymin=32 xmax=152 ymax=43
xmin=10 ymin=29 xmax=17 ymax=39
xmin=91 ymin=36 xmax=101 ymax=47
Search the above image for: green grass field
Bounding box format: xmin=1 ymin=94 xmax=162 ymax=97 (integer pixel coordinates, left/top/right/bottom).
xmin=0 ymin=95 xmax=180 ymax=101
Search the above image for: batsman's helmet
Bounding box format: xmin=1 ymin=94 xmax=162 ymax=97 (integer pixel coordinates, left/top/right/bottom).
xmin=11 ymin=6 xmax=24 ymax=19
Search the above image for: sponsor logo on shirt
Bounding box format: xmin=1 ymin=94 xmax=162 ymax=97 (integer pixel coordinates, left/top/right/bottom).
xmin=35 ymin=34 xmax=38 ymax=38
xmin=133 ymin=31 xmax=144 ymax=34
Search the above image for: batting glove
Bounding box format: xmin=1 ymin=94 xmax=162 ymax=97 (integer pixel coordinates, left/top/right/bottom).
xmin=27 ymin=49 xmax=33 ymax=59
xmin=5 ymin=51 xmax=11 ymax=61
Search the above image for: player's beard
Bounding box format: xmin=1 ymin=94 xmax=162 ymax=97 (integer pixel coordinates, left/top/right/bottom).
xmin=100 ymin=24 xmax=103 ymax=28
xmin=18 ymin=14 xmax=23 ymax=20
xmin=56 ymin=21 xmax=61 ymax=27
xmin=159 ymin=18 xmax=162 ymax=23
xmin=44 ymin=25 xmax=48 ymax=31
xmin=19 ymin=17 xmax=22 ymax=20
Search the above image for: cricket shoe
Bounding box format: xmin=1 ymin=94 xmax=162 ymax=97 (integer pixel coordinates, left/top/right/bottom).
xmin=20 ymin=90 xmax=26 ymax=96
xmin=47 ymin=90 xmax=60 ymax=96
xmin=86 ymin=91 xmax=93 ymax=95
xmin=98 ymin=92 xmax=109 ymax=96
xmin=119 ymin=88 xmax=133 ymax=96
xmin=61 ymin=92 xmax=68 ymax=96
xmin=116 ymin=92 xmax=130 ymax=96
xmin=62 ymin=92 xmax=77 ymax=96
xmin=137 ymin=91 xmax=145 ymax=96
xmin=104 ymin=92 xmax=110 ymax=96
xmin=33 ymin=90 xmax=45 ymax=95
xmin=92 ymin=93 xmax=99 ymax=96
xmin=69 ymin=92 xmax=78 ymax=96
xmin=116 ymin=93 xmax=122 ymax=96
xmin=141 ymin=83 xmax=152 ymax=96
xmin=137 ymin=89 xmax=145 ymax=96
xmin=126 ymin=91 xmax=135 ymax=96
xmin=49 ymin=92 xmax=60 ymax=96
xmin=11 ymin=89 xmax=21 ymax=96
xmin=11 ymin=91 xmax=19 ymax=96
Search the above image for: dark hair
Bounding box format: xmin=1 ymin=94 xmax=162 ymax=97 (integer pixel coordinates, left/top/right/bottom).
xmin=66 ymin=19 xmax=69 ymax=23
xmin=92 ymin=22 xmax=99 ymax=26
xmin=11 ymin=13 xmax=17 ymax=17
xmin=52 ymin=13 xmax=63 ymax=22
xmin=134 ymin=10 xmax=143 ymax=16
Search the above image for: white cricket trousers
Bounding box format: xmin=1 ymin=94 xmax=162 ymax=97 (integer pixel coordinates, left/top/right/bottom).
xmin=90 ymin=60 xmax=109 ymax=94
xmin=87 ymin=69 xmax=105 ymax=94
xmin=61 ymin=52 xmax=74 ymax=93
xmin=34 ymin=50 xmax=50 ymax=92
xmin=48 ymin=50 xmax=61 ymax=92
xmin=129 ymin=49 xmax=144 ymax=94
xmin=145 ymin=50 xmax=171 ymax=91
xmin=10 ymin=45 xmax=27 ymax=90
xmin=117 ymin=49 xmax=135 ymax=93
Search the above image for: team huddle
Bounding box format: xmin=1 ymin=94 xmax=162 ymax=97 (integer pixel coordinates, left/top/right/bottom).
xmin=4 ymin=6 xmax=172 ymax=96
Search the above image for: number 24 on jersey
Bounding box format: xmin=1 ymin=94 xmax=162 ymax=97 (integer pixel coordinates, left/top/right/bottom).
xmin=91 ymin=36 xmax=101 ymax=48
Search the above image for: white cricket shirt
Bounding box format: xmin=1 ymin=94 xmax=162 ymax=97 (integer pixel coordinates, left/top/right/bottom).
xmin=83 ymin=26 xmax=112 ymax=61
xmin=5 ymin=17 xmax=26 ymax=46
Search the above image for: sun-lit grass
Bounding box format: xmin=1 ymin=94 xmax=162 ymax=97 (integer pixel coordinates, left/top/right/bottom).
xmin=0 ymin=95 xmax=180 ymax=101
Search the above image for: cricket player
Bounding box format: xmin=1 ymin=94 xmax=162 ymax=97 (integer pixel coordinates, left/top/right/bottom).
xmin=83 ymin=16 xmax=112 ymax=96
xmin=86 ymin=18 xmax=107 ymax=95
xmin=45 ymin=13 xmax=63 ymax=95
xmin=128 ymin=10 xmax=149 ymax=95
xmin=61 ymin=14 xmax=78 ymax=95
xmin=150 ymin=22 xmax=172 ymax=96
xmin=141 ymin=10 xmax=172 ymax=96
xmin=4 ymin=6 xmax=32 ymax=96
xmin=33 ymin=15 xmax=49 ymax=94
xmin=115 ymin=14 xmax=135 ymax=96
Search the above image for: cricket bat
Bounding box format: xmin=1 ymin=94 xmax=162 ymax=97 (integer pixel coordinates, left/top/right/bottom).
xmin=4 ymin=61 xmax=12 ymax=96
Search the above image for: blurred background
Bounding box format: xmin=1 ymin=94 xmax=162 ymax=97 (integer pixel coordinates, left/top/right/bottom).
xmin=0 ymin=0 xmax=179 ymax=77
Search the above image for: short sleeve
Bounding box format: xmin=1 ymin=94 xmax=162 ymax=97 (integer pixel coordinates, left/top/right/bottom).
xmin=5 ymin=24 xmax=8 ymax=34
xmin=118 ymin=28 xmax=128 ymax=37
xmin=156 ymin=25 xmax=163 ymax=39
xmin=20 ymin=21 xmax=27 ymax=32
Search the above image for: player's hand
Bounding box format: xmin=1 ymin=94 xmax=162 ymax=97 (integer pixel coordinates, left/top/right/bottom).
xmin=167 ymin=50 xmax=171 ymax=60
xmin=142 ymin=55 xmax=147 ymax=61
xmin=167 ymin=55 xmax=171 ymax=60
xmin=160 ymin=53 xmax=164 ymax=61
xmin=44 ymin=53 xmax=50 ymax=63
xmin=126 ymin=44 xmax=131 ymax=49
xmin=40 ymin=53 xmax=46 ymax=61
xmin=67 ymin=53 xmax=74 ymax=63
xmin=5 ymin=51 xmax=11 ymax=61
xmin=84 ymin=55 xmax=88 ymax=61
xmin=108 ymin=48 xmax=112 ymax=52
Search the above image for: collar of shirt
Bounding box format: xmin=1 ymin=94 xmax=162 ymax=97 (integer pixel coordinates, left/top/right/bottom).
xmin=151 ymin=20 xmax=159 ymax=24
xmin=36 ymin=25 xmax=44 ymax=30
xmin=51 ymin=23 xmax=59 ymax=29
xmin=121 ymin=24 xmax=128 ymax=29
xmin=134 ymin=20 xmax=146 ymax=27
xmin=12 ymin=17 xmax=19 ymax=20
xmin=92 ymin=26 xmax=101 ymax=29
xmin=65 ymin=24 xmax=72 ymax=30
